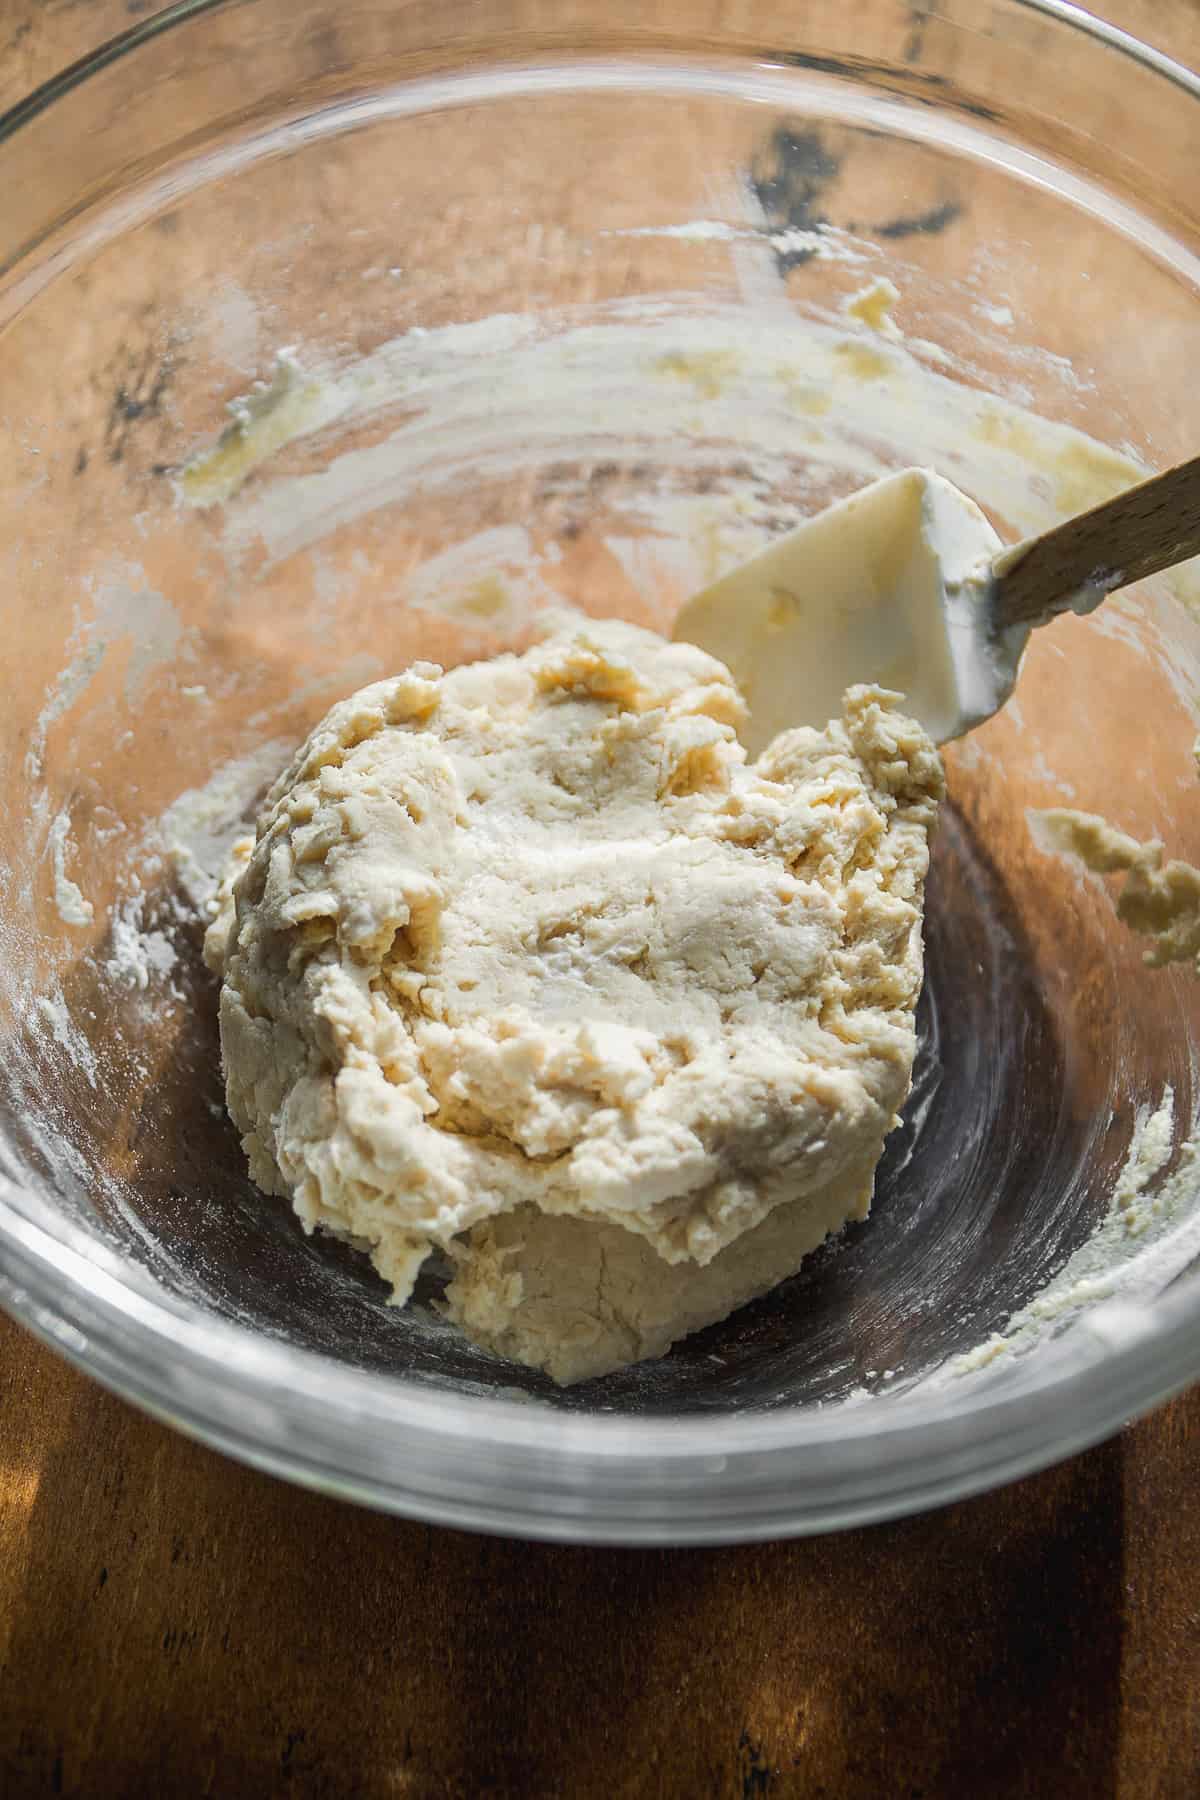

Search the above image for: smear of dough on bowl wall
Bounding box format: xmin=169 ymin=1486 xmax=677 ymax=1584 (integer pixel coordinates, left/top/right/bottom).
xmin=18 ymin=268 xmax=1200 ymax=1398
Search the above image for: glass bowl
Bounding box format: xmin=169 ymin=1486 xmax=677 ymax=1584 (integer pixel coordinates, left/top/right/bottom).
xmin=3 ymin=0 xmax=1200 ymax=1543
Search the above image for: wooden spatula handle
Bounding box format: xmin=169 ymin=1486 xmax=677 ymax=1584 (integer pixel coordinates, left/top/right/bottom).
xmin=992 ymin=453 xmax=1200 ymax=630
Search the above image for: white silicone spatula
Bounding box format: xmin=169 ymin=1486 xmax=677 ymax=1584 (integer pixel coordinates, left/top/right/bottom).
xmin=671 ymin=459 xmax=1200 ymax=752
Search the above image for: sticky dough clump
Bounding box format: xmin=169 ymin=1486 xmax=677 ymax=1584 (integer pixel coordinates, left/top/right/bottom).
xmin=206 ymin=618 xmax=943 ymax=1382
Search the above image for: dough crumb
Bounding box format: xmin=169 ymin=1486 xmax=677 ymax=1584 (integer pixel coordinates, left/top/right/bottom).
xmin=209 ymin=618 xmax=943 ymax=1381
xmin=1031 ymin=783 xmax=1200 ymax=972
xmin=845 ymin=277 xmax=903 ymax=339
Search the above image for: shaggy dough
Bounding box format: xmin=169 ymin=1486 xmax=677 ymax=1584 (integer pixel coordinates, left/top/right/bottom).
xmin=206 ymin=617 xmax=943 ymax=1382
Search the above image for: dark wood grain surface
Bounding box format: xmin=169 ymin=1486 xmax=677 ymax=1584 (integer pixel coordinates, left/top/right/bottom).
xmin=4 ymin=4 xmax=1200 ymax=1796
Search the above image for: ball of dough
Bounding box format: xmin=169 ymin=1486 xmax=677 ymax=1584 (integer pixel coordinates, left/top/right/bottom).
xmin=206 ymin=617 xmax=943 ymax=1381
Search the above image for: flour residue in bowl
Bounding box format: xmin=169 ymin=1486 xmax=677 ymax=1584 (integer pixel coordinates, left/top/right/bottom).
xmin=946 ymin=1087 xmax=1200 ymax=1380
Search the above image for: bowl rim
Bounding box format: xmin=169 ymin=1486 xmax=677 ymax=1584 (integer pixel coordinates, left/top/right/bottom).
xmin=0 ymin=0 xmax=1197 ymax=149
xmin=6 ymin=1170 xmax=1200 ymax=1542
xmin=2 ymin=0 xmax=1200 ymax=1540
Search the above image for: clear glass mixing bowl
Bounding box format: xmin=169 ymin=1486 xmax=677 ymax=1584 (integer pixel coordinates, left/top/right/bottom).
xmin=2 ymin=0 xmax=1200 ymax=1542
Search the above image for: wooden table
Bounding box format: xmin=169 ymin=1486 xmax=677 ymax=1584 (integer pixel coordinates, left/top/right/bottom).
xmin=4 ymin=4 xmax=1200 ymax=1795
